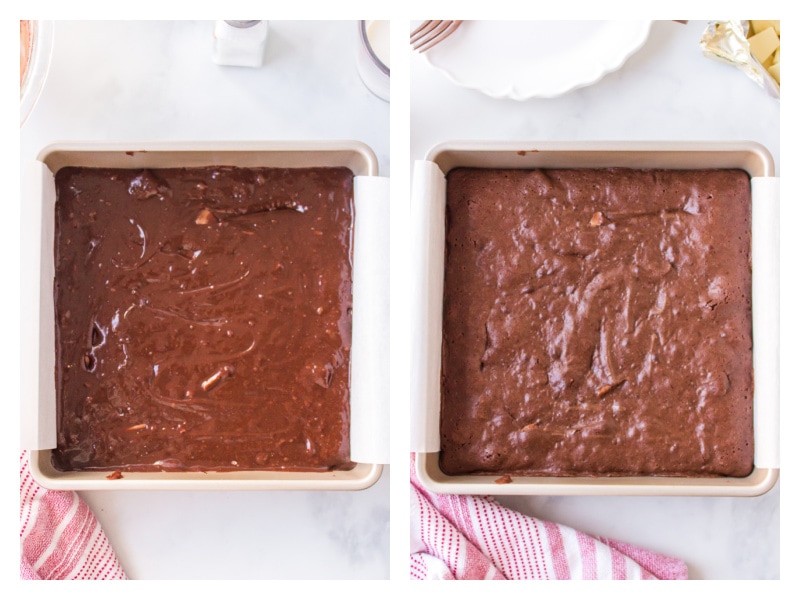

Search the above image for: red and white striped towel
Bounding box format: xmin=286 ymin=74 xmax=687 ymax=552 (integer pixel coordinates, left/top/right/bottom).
xmin=411 ymin=455 xmax=688 ymax=580
xmin=20 ymin=450 xmax=127 ymax=580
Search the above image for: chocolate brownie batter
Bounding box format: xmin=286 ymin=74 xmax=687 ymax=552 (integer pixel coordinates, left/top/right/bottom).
xmin=53 ymin=166 xmax=355 ymax=472
xmin=441 ymin=168 xmax=754 ymax=477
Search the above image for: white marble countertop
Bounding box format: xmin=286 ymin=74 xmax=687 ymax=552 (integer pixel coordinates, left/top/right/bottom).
xmin=411 ymin=19 xmax=779 ymax=580
xmin=20 ymin=20 xmax=390 ymax=580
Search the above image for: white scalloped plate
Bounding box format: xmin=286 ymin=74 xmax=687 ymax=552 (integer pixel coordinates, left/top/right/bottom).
xmin=423 ymin=20 xmax=653 ymax=100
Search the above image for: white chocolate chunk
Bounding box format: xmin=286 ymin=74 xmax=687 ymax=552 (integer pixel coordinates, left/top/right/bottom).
xmin=768 ymin=61 xmax=780 ymax=84
xmin=750 ymin=20 xmax=780 ymax=36
xmin=747 ymin=27 xmax=780 ymax=64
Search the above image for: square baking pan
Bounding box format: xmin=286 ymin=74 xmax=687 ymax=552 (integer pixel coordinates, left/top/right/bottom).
xmin=411 ymin=141 xmax=779 ymax=496
xmin=22 ymin=141 xmax=388 ymax=490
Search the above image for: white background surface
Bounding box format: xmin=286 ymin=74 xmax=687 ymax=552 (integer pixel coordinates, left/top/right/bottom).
xmin=411 ymin=19 xmax=780 ymax=580
xmin=15 ymin=14 xmax=793 ymax=584
xmin=19 ymin=20 xmax=390 ymax=580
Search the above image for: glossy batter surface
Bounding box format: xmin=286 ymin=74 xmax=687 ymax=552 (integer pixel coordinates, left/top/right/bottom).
xmin=53 ymin=166 xmax=355 ymax=472
xmin=441 ymin=168 xmax=754 ymax=477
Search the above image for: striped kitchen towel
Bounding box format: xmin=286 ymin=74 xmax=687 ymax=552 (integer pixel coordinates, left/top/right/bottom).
xmin=411 ymin=455 xmax=688 ymax=580
xmin=20 ymin=450 xmax=127 ymax=580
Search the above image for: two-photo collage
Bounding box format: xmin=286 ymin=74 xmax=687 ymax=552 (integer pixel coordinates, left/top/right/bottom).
xmin=17 ymin=16 xmax=785 ymax=585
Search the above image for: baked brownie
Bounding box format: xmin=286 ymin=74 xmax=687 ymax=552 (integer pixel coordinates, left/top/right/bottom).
xmin=440 ymin=167 xmax=754 ymax=477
